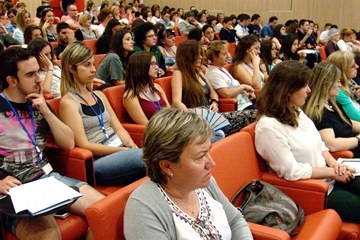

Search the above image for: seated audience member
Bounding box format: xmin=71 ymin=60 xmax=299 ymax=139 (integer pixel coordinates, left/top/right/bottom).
xmin=172 ymin=40 xmax=257 ymax=135
xmin=111 ymin=5 xmax=121 ymax=21
xmin=96 ymin=18 xmax=123 ymax=54
xmin=13 ymin=9 xmax=32 ymax=44
xmin=327 ymin=51 xmax=360 ymax=121
xmin=94 ymin=8 xmax=113 ymax=38
xmin=159 ymin=9 xmax=172 ymax=29
xmin=178 ymin=10 xmax=199 ymax=36
xmin=27 ymin=38 xmax=62 ymax=98
xmin=280 ymin=34 xmax=306 ymax=64
xmin=74 ymin=13 xmax=97 ymax=41
xmin=214 ymin=13 xmax=225 ymax=32
xmin=205 ymin=40 xmax=256 ymax=111
xmin=219 ymin=16 xmax=237 ymax=44
xmin=255 ymin=60 xmax=360 ymax=223
xmin=197 ymin=10 xmax=208 ymax=29
xmin=39 ymin=8 xmax=58 ymax=42
xmin=248 ymin=14 xmax=261 ymax=38
xmin=297 ymin=19 xmax=321 ymax=68
xmin=0 ymin=47 xmax=104 ymax=239
xmin=124 ymin=108 xmax=253 ymax=240
xmin=325 ymin=28 xmax=340 ymax=57
xmin=122 ymin=5 xmax=136 ymax=26
xmin=271 ymin=24 xmax=286 ymax=50
xmin=96 ymin=30 xmax=133 ymax=88
xmin=260 ymin=16 xmax=277 ymax=40
xmin=61 ymin=3 xmax=80 ymax=30
xmin=259 ymin=40 xmax=282 ymax=79
xmin=202 ymin=24 xmax=217 ymax=43
xmin=234 ymin=13 xmax=250 ymax=39
xmin=59 ymin=42 xmax=145 ymax=186
xmin=157 ymin=28 xmax=177 ymax=70
xmin=337 ymin=28 xmax=359 ymax=53
xmin=5 ymin=8 xmax=17 ymax=35
xmin=232 ymin=35 xmax=265 ymax=89
xmin=319 ymin=23 xmax=333 ymax=45
xmin=34 ymin=5 xmax=48 ymax=26
xmin=123 ymin=52 xmax=170 ymax=124
xmin=133 ymin=21 xmax=166 ymax=73
xmin=84 ymin=0 xmax=98 ymax=24
xmin=305 ymin=62 xmax=360 ymax=157
xmin=54 ymin=22 xmax=74 ymax=59
xmin=24 ymin=25 xmax=44 ymax=44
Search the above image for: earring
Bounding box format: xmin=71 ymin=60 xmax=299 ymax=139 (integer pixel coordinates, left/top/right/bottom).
xmin=169 ymin=172 xmax=173 ymax=177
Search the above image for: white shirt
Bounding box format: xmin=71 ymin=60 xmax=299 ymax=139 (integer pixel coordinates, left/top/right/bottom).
xmin=235 ymin=23 xmax=249 ymax=39
xmin=255 ymin=110 xmax=328 ymax=181
xmin=205 ymin=65 xmax=252 ymax=110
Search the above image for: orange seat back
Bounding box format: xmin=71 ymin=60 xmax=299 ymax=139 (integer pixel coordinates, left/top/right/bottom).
xmin=103 ymin=85 xmax=133 ymax=123
xmin=94 ymin=54 xmax=106 ymax=69
xmin=211 ymin=131 xmax=262 ymax=200
xmin=215 ymin=32 xmax=220 ymax=40
xmin=240 ymin=122 xmax=269 ymax=172
xmin=175 ymin=35 xmax=188 ymax=47
xmin=85 ymin=177 xmax=147 ymax=240
xmin=319 ymin=45 xmax=327 ymax=61
xmin=228 ymin=42 xmax=236 ymax=58
xmin=154 ymin=76 xmax=172 ymax=104
xmin=82 ymin=39 xmax=97 ymax=53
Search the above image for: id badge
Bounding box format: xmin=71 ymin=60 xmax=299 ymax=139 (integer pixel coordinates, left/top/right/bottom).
xmin=107 ymin=137 xmax=122 ymax=147
xmin=42 ymin=163 xmax=53 ymax=175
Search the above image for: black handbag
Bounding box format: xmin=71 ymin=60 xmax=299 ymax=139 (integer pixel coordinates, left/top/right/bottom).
xmin=231 ymin=180 xmax=304 ymax=236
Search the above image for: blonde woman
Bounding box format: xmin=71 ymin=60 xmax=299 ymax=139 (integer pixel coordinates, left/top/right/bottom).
xmin=13 ymin=9 xmax=32 ymax=44
xmin=305 ymin=62 xmax=360 ymax=157
xmin=59 ymin=42 xmax=145 ymax=186
xmin=75 ymin=13 xmax=97 ymax=41
xmin=327 ymin=51 xmax=360 ymax=121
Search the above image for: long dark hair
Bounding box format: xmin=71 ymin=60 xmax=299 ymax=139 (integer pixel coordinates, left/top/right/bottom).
xmin=280 ymin=34 xmax=299 ymax=60
xmin=125 ymin=51 xmax=155 ymax=98
xmin=260 ymin=40 xmax=274 ymax=74
xmin=109 ymin=29 xmax=134 ymax=70
xmin=256 ymin=60 xmax=313 ymax=127
xmin=233 ymin=35 xmax=260 ymax=63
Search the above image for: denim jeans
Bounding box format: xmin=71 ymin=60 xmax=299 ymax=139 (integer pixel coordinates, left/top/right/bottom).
xmin=93 ymin=148 xmax=146 ymax=186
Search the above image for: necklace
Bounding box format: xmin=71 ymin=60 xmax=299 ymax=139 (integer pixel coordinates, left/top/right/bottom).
xmin=324 ymin=101 xmax=333 ymax=111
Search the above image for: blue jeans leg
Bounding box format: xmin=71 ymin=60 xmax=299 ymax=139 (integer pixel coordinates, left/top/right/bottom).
xmin=93 ymin=148 xmax=146 ymax=186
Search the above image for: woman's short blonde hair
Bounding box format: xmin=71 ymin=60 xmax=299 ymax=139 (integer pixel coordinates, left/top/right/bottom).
xmin=143 ymin=108 xmax=214 ymax=185
xmin=79 ymin=13 xmax=92 ymax=26
xmin=60 ymin=41 xmax=93 ymax=96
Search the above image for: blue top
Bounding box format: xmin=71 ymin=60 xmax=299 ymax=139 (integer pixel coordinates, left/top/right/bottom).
xmin=336 ymin=88 xmax=360 ymax=121
xmin=260 ymin=24 xmax=273 ymax=38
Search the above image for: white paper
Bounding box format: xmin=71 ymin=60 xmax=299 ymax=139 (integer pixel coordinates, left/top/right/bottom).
xmin=9 ymin=176 xmax=82 ymax=215
xmin=337 ymin=158 xmax=360 ymax=176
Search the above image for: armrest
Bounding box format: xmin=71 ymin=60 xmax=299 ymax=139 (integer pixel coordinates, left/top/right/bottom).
xmin=331 ymin=150 xmax=354 ymax=159
xmin=122 ymin=123 xmax=146 ymax=148
xmin=248 ymin=222 xmax=290 ymax=240
xmin=45 ymin=146 xmax=95 ymax=186
xmin=219 ymin=98 xmax=237 ymax=112
xmin=262 ymin=172 xmax=328 ymax=215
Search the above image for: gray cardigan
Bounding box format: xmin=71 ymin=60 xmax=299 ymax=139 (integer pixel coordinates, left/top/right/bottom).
xmin=124 ymin=177 xmax=253 ymax=240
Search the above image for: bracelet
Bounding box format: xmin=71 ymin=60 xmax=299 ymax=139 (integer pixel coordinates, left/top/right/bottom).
xmin=46 ymin=69 xmax=53 ymax=72
xmin=209 ymin=99 xmax=219 ymax=106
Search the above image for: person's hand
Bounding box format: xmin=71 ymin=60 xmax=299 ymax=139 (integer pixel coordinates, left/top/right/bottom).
xmin=209 ymin=102 xmax=219 ymax=112
xmin=39 ymin=53 xmax=53 ymax=71
xmin=249 ymin=49 xmax=260 ymax=66
xmin=0 ymin=23 xmax=7 ymax=34
xmin=298 ymin=51 xmax=307 ymax=60
xmin=331 ymin=163 xmax=349 ymax=176
xmin=26 ymin=86 xmax=51 ymax=117
xmin=333 ymin=167 xmax=355 ymax=183
xmin=126 ymin=142 xmax=138 ymax=149
xmin=306 ymin=29 xmax=313 ymax=37
xmin=93 ymin=78 xmax=105 ymax=84
xmin=42 ymin=19 xmax=51 ymax=30
xmin=0 ymin=176 xmax=21 ymax=195
xmin=68 ymin=29 xmax=75 ymax=43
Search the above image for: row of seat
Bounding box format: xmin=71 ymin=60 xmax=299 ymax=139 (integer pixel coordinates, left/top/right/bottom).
xmin=85 ymin=127 xmax=360 ymax=240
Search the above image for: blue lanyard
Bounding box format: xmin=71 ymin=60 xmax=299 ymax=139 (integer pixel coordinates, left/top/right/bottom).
xmin=142 ymin=90 xmax=162 ymax=111
xmin=75 ymin=92 xmax=110 ymax=141
xmin=2 ymin=92 xmax=43 ymax=163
